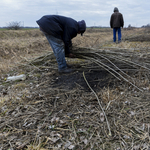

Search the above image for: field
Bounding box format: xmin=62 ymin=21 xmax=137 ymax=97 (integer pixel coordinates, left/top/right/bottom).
xmin=0 ymin=28 xmax=150 ymax=149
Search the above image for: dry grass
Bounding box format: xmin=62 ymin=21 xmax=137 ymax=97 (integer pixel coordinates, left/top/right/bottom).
xmin=0 ymin=28 xmax=150 ymax=150
xmin=0 ymin=29 xmax=51 ymax=74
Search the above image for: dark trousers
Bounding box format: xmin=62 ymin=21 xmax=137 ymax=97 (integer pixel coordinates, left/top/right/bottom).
xmin=113 ymin=27 xmax=121 ymax=42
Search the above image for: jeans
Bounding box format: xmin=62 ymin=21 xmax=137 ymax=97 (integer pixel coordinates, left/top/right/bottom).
xmin=113 ymin=27 xmax=121 ymax=42
xmin=44 ymin=34 xmax=67 ymax=70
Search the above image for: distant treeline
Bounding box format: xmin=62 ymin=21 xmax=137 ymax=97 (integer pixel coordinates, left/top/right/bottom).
xmin=0 ymin=24 xmax=150 ymax=29
xmin=0 ymin=27 xmax=38 ymax=29
xmin=141 ymin=24 xmax=150 ymax=28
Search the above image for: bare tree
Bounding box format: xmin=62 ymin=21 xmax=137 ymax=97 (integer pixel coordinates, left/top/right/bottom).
xmin=7 ymin=21 xmax=22 ymax=30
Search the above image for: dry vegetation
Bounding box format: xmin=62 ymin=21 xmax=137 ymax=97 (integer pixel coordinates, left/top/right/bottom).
xmin=0 ymin=27 xmax=150 ymax=150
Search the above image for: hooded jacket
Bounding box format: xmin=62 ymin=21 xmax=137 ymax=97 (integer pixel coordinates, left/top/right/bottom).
xmin=110 ymin=8 xmax=124 ymax=28
xmin=36 ymin=15 xmax=79 ymax=54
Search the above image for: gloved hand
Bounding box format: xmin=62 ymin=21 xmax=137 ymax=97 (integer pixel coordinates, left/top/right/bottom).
xmin=68 ymin=53 xmax=76 ymax=58
xmin=66 ymin=53 xmax=76 ymax=58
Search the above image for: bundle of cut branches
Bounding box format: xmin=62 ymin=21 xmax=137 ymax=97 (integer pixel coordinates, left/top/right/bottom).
xmin=71 ymin=47 xmax=150 ymax=92
xmin=27 ymin=46 xmax=150 ymax=92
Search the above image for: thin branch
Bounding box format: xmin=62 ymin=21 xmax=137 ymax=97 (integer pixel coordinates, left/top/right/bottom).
xmin=83 ymin=71 xmax=112 ymax=136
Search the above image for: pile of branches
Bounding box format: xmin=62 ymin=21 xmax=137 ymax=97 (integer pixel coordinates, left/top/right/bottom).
xmin=125 ymin=35 xmax=150 ymax=42
xmin=71 ymin=47 xmax=150 ymax=92
xmin=29 ymin=46 xmax=150 ymax=92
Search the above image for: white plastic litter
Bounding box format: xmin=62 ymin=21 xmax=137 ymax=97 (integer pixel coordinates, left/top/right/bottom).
xmin=6 ymin=74 xmax=26 ymax=82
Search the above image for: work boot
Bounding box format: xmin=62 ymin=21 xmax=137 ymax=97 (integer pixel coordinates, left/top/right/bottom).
xmin=58 ymin=67 xmax=73 ymax=73
xmin=118 ymin=40 xmax=122 ymax=44
xmin=66 ymin=64 xmax=73 ymax=68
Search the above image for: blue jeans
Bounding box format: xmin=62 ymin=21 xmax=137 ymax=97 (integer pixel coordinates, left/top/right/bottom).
xmin=44 ymin=34 xmax=67 ymax=70
xmin=113 ymin=27 xmax=121 ymax=42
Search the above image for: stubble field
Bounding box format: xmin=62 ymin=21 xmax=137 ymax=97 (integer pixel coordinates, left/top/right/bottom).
xmin=0 ymin=27 xmax=150 ymax=150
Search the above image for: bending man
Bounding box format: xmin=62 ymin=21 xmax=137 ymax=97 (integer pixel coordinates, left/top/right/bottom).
xmin=36 ymin=15 xmax=86 ymax=73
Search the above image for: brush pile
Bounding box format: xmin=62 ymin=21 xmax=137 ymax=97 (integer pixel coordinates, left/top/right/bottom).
xmin=30 ymin=45 xmax=150 ymax=91
xmin=71 ymin=46 xmax=150 ymax=92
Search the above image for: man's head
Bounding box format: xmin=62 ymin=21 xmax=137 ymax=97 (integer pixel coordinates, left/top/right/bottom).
xmin=78 ymin=20 xmax=86 ymax=36
xmin=114 ymin=7 xmax=119 ymax=12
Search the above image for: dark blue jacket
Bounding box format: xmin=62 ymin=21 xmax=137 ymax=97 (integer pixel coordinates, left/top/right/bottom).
xmin=36 ymin=15 xmax=79 ymax=54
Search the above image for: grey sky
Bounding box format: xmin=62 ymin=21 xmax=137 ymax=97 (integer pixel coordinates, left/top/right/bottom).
xmin=0 ymin=0 xmax=150 ymax=27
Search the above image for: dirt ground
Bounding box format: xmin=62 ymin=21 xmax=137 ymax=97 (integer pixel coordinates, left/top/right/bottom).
xmin=0 ymin=28 xmax=150 ymax=150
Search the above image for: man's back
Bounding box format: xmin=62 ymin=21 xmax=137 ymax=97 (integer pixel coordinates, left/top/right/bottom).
xmin=110 ymin=7 xmax=124 ymax=43
xmin=110 ymin=8 xmax=124 ymax=28
xmin=36 ymin=15 xmax=78 ymax=39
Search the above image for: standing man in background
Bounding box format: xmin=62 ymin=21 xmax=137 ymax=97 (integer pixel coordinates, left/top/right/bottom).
xmin=110 ymin=7 xmax=124 ymax=43
xmin=36 ymin=15 xmax=86 ymax=73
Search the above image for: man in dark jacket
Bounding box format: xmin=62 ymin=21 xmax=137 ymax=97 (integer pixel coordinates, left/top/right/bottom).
xmin=36 ymin=15 xmax=86 ymax=73
xmin=110 ymin=7 xmax=124 ymax=43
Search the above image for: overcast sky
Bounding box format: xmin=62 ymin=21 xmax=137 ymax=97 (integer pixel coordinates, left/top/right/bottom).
xmin=0 ymin=0 xmax=150 ymax=27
